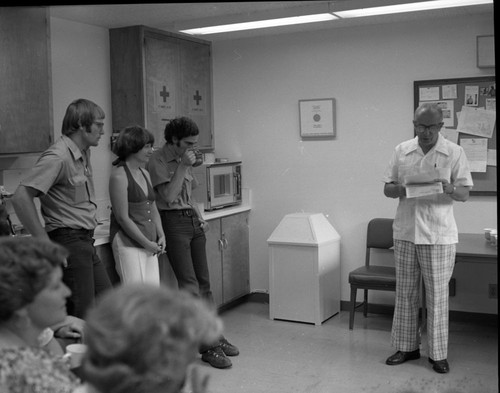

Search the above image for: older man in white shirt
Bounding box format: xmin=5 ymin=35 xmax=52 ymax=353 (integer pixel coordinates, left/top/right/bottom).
xmin=382 ymin=102 xmax=473 ymax=374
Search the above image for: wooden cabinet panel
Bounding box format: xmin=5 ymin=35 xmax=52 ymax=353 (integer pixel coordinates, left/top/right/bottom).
xmin=110 ymin=26 xmax=213 ymax=150
xmin=0 ymin=7 xmax=53 ymax=154
xmin=206 ymin=212 xmax=250 ymax=308
xmin=221 ymin=213 xmax=250 ymax=303
xmin=205 ymin=218 xmax=223 ymax=307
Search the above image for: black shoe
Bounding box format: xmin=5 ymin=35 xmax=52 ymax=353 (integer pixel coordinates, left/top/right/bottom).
xmin=201 ymin=346 xmax=232 ymax=369
xmin=219 ymin=337 xmax=239 ymax=356
xmin=386 ymin=350 xmax=420 ymax=365
xmin=428 ymin=358 xmax=450 ymax=373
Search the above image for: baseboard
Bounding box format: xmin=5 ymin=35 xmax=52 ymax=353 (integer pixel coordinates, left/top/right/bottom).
xmin=221 ymin=292 xmax=497 ymax=326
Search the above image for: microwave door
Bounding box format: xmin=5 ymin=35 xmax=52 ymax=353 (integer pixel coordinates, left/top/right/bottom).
xmin=209 ymin=166 xmax=237 ymax=207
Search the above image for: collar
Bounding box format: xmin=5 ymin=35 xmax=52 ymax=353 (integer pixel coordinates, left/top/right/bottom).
xmin=402 ymin=134 xmax=451 ymax=157
xmin=61 ymin=135 xmax=85 ymax=161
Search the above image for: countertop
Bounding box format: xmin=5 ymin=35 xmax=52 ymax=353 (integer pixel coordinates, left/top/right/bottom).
xmin=93 ymin=202 xmax=251 ymax=246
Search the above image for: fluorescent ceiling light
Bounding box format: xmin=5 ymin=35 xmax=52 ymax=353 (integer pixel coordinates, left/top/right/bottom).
xmin=180 ymin=13 xmax=337 ymax=35
xmin=333 ymin=0 xmax=493 ymax=18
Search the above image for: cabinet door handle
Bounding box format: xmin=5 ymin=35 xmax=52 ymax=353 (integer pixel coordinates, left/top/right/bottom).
xmin=218 ymin=239 xmax=224 ymax=251
xmin=222 ymin=235 xmax=228 ymax=249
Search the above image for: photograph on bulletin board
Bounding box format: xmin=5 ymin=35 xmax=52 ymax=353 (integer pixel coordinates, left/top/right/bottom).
xmin=414 ymin=76 xmax=496 ymax=196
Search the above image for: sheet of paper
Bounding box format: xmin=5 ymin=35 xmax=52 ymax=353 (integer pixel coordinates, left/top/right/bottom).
xmin=419 ymin=86 xmax=440 ymax=101
xmin=442 ymin=84 xmax=457 ymax=99
xmin=487 ymin=149 xmax=496 ymax=167
xmin=440 ymin=128 xmax=459 ymax=144
xmin=465 ymin=86 xmax=479 ymax=106
xmin=486 ymin=98 xmax=496 ymax=111
xmin=404 ymin=168 xmax=450 ymax=185
xmin=456 ymin=106 xmax=496 ymax=138
xmin=405 ymin=182 xmax=443 ymax=198
xmin=461 ymin=138 xmax=488 ymax=172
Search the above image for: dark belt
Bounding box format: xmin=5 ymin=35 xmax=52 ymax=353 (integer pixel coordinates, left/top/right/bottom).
xmin=162 ymin=209 xmax=194 ymax=217
xmin=48 ymin=227 xmax=95 ymax=236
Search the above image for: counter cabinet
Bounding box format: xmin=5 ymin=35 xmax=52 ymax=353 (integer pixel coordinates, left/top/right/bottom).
xmin=205 ymin=211 xmax=250 ymax=308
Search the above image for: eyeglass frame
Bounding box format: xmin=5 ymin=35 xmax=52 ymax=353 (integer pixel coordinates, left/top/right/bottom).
xmin=413 ymin=121 xmax=444 ymax=132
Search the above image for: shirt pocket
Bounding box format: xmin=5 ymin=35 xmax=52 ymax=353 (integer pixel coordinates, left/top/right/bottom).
xmin=68 ymin=174 xmax=88 ymax=203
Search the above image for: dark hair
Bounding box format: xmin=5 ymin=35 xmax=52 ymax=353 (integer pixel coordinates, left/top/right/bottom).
xmin=112 ymin=125 xmax=155 ymax=165
xmin=61 ymin=98 xmax=105 ymax=136
xmin=0 ymin=237 xmax=68 ymax=322
xmin=164 ymin=117 xmax=199 ymax=144
xmin=82 ymin=284 xmax=221 ymax=393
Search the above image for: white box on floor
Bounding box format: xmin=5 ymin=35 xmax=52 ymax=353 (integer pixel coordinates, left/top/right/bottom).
xmin=268 ymin=213 xmax=341 ymax=325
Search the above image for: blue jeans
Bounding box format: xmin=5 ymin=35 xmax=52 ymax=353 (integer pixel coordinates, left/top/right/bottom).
xmin=48 ymin=228 xmax=112 ymax=318
xmin=160 ymin=210 xmax=213 ymax=303
xmin=161 ymin=210 xmax=229 ymax=353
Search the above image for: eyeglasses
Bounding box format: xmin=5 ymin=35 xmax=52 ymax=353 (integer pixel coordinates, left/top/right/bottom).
xmin=414 ymin=122 xmax=443 ymax=132
xmin=93 ymin=121 xmax=105 ymax=129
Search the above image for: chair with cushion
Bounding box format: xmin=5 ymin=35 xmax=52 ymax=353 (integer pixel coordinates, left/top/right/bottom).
xmin=348 ymin=218 xmax=396 ymax=330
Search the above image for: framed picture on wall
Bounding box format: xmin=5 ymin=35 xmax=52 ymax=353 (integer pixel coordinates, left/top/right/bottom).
xmin=299 ymin=98 xmax=336 ymax=139
xmin=477 ymin=35 xmax=495 ymax=68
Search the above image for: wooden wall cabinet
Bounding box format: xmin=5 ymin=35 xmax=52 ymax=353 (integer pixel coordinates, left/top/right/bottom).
xmin=0 ymin=7 xmax=53 ymax=154
xmin=109 ymin=25 xmax=214 ymax=150
xmin=206 ymin=212 xmax=250 ymax=307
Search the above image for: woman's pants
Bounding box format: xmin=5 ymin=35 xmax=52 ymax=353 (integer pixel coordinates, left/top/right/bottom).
xmin=111 ymin=230 xmax=160 ymax=286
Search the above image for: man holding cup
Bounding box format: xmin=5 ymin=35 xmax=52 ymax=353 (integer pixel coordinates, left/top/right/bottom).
xmin=147 ymin=117 xmax=239 ymax=369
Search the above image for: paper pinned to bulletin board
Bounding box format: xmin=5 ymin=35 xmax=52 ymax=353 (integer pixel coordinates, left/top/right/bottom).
xmin=414 ymin=76 xmax=496 ymax=196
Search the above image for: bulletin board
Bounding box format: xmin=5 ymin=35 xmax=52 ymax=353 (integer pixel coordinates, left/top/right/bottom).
xmin=414 ymin=76 xmax=496 ymax=196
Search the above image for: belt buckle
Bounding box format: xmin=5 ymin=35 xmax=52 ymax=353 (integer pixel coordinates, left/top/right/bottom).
xmin=185 ymin=209 xmax=193 ymax=217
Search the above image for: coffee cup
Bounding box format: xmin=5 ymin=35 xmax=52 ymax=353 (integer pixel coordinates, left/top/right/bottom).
xmin=191 ymin=149 xmax=203 ymax=167
xmin=63 ymin=343 xmax=87 ymax=369
xmin=484 ymin=228 xmax=494 ymax=241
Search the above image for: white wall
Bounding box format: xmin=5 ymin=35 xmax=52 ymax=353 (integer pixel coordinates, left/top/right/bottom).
xmin=211 ymin=13 xmax=497 ymax=313
xmin=1 ymin=12 xmax=495 ymax=314
xmin=51 ymin=17 xmax=114 ymax=219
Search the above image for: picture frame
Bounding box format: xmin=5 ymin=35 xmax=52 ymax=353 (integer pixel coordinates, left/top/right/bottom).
xmin=299 ymin=98 xmax=336 ymax=139
xmin=477 ymin=35 xmax=495 ymax=68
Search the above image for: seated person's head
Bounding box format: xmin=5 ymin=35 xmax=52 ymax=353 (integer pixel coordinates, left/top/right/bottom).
xmin=82 ymin=284 xmax=222 ymax=393
xmin=0 ymin=237 xmax=70 ymax=334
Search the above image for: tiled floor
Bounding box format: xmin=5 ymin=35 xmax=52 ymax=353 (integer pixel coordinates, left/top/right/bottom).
xmin=187 ymin=301 xmax=498 ymax=393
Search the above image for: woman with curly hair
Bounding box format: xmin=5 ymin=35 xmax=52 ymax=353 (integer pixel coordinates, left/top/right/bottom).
xmin=77 ymin=284 xmax=222 ymax=393
xmin=0 ymin=237 xmax=82 ymax=393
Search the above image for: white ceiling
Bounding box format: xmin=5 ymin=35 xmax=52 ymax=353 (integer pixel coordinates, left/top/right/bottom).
xmin=47 ymin=1 xmax=494 ymax=40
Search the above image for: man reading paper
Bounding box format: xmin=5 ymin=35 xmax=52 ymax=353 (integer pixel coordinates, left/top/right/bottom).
xmin=382 ymin=102 xmax=473 ymax=374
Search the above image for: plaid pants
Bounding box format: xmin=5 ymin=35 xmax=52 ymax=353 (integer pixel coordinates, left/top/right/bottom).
xmin=391 ymin=240 xmax=455 ymax=361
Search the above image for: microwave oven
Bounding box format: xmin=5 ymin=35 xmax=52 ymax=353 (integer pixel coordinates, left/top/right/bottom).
xmin=192 ymin=161 xmax=242 ymax=211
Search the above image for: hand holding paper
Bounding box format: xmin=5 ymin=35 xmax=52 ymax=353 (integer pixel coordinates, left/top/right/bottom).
xmin=403 ymin=169 xmax=448 ymax=198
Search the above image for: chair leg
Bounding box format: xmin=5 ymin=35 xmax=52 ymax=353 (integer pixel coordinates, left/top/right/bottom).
xmin=363 ymin=289 xmax=368 ymax=317
xmin=349 ymin=285 xmax=357 ymax=330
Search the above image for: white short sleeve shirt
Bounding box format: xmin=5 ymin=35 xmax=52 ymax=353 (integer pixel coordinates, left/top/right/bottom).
xmin=382 ymin=135 xmax=473 ymax=244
